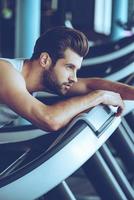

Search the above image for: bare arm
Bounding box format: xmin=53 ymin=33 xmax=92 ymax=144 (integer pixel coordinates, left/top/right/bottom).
xmin=0 ymin=65 xmax=102 ymax=131
xmin=67 ymin=77 xmax=134 ymax=100
xmin=0 ymin=63 xmax=125 ymax=131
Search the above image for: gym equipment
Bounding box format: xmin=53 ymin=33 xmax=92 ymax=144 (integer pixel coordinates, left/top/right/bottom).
xmin=78 ymin=34 xmax=134 ymax=79
xmin=83 ymin=34 xmax=134 ymax=65
xmin=78 ymin=39 xmax=134 ymax=200
xmin=0 ymin=104 xmax=121 ymax=200
xmin=83 ymin=144 xmax=134 ymax=200
xmin=81 ymin=85 xmax=134 ymax=200
xmin=79 ymin=52 xmax=134 ymax=79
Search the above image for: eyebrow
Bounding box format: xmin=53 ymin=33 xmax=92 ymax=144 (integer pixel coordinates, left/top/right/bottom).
xmin=65 ymin=63 xmax=81 ymax=70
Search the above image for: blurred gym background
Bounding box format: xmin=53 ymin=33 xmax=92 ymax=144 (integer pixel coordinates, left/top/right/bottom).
xmin=0 ymin=0 xmax=134 ymax=58
xmin=0 ymin=1 xmax=134 ymax=200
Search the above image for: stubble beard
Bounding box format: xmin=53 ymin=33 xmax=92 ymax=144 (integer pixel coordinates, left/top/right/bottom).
xmin=42 ymin=69 xmax=67 ymax=95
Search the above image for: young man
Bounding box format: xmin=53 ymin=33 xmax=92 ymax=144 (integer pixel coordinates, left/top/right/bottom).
xmin=0 ymin=26 xmax=134 ymax=131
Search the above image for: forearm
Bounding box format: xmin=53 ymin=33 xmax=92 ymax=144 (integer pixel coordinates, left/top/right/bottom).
xmin=30 ymin=88 xmax=125 ymax=131
xmin=41 ymin=91 xmax=102 ymax=130
xmin=32 ymin=91 xmax=103 ymax=131
xmin=88 ymin=78 xmax=134 ymax=100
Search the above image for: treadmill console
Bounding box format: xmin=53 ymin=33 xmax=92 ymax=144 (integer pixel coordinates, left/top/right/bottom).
xmin=84 ymin=105 xmax=116 ymax=136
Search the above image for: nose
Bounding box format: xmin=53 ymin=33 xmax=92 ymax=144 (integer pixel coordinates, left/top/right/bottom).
xmin=69 ymin=71 xmax=78 ymax=83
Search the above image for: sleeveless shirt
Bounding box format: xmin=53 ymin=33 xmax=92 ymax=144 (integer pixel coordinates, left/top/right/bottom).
xmin=0 ymin=58 xmax=24 ymax=127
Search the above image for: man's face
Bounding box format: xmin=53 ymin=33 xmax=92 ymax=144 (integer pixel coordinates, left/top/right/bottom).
xmin=43 ymin=48 xmax=83 ymax=95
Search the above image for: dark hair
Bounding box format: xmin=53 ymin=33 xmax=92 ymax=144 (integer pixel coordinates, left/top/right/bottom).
xmin=30 ymin=26 xmax=89 ymax=64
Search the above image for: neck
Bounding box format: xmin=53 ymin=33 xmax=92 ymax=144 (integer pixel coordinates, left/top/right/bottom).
xmin=22 ymin=59 xmax=45 ymax=93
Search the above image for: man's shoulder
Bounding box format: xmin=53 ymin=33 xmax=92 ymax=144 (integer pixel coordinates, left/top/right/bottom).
xmin=0 ymin=58 xmax=24 ymax=72
xmin=0 ymin=61 xmax=26 ymax=93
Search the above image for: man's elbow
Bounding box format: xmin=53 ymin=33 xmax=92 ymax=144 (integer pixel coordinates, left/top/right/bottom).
xmin=46 ymin=118 xmax=63 ymax=132
xmin=50 ymin=124 xmax=61 ymax=132
xmin=33 ymin=118 xmax=61 ymax=132
xmin=31 ymin=106 xmax=63 ymax=132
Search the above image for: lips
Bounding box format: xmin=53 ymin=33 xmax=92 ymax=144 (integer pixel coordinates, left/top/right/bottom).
xmin=64 ymin=83 xmax=72 ymax=90
xmin=65 ymin=85 xmax=71 ymax=89
xmin=66 ymin=83 xmax=73 ymax=87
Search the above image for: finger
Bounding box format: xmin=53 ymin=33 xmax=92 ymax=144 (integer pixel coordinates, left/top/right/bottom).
xmin=116 ymin=106 xmax=124 ymax=116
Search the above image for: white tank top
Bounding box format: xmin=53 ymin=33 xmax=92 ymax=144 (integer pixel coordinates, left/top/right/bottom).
xmin=0 ymin=58 xmax=24 ymax=127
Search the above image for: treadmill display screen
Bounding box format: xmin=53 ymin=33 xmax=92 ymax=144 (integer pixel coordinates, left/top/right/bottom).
xmin=85 ymin=105 xmax=115 ymax=136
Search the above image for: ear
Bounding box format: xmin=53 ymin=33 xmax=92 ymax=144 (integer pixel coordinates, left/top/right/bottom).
xmin=39 ymin=52 xmax=52 ymax=68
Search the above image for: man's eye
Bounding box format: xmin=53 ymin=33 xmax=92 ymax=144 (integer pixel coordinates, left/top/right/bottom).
xmin=66 ymin=65 xmax=73 ymax=70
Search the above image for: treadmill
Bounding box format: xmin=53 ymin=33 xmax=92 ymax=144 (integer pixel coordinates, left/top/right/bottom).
xmin=0 ymin=104 xmax=121 ymax=200
xmin=78 ymin=36 xmax=134 ymax=200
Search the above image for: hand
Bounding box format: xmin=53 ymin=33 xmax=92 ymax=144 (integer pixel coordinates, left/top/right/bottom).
xmin=99 ymin=90 xmax=125 ymax=116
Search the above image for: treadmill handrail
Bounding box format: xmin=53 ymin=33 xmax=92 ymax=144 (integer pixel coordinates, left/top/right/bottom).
xmin=0 ymin=105 xmax=121 ymax=198
xmin=82 ymin=42 xmax=134 ymax=66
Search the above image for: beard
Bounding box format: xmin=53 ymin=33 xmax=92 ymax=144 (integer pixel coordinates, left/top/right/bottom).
xmin=42 ymin=68 xmax=68 ymax=95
